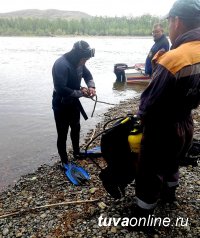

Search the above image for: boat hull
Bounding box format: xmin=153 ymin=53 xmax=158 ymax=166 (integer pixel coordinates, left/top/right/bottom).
xmin=126 ymin=76 xmax=151 ymax=84
xmin=125 ymin=69 xmax=151 ymax=84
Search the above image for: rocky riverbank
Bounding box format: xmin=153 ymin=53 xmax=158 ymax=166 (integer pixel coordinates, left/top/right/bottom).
xmin=0 ymin=98 xmax=199 ymax=238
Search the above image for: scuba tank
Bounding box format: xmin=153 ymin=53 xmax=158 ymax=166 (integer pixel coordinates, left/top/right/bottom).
xmin=128 ymin=127 xmax=143 ymax=153
xmin=99 ymin=114 xmax=142 ymax=199
xmin=84 ymin=114 xmax=142 ymax=199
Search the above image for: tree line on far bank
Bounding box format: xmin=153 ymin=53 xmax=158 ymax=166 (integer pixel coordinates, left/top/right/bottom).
xmin=0 ymin=15 xmax=168 ymax=37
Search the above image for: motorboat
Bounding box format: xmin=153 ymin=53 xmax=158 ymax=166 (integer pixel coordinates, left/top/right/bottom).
xmin=114 ymin=63 xmax=151 ymax=84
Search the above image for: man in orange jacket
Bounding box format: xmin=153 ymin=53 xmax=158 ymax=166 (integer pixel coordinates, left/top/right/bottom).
xmin=130 ymin=0 xmax=200 ymax=234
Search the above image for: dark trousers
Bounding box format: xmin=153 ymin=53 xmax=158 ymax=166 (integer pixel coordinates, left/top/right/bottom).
xmin=53 ymin=105 xmax=80 ymax=164
xmin=135 ymin=117 xmax=193 ymax=207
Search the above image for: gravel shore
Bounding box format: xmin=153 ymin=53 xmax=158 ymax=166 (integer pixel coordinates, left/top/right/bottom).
xmin=0 ymin=98 xmax=199 ymax=238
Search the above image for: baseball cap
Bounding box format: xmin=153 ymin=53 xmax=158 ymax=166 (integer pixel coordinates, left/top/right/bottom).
xmin=166 ymin=0 xmax=200 ymax=20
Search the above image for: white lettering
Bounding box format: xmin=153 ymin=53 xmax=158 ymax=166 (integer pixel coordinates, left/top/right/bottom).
xmin=112 ymin=217 xmax=121 ymax=226
xmin=176 ymin=217 xmax=189 ymax=226
xmin=129 ymin=217 xmax=138 ymax=227
xmin=162 ymin=217 xmax=171 ymax=227
xmin=98 ymin=215 xmax=188 ymax=227
xmin=138 ymin=217 xmax=146 ymax=226
xmin=154 ymin=217 xmax=162 ymax=226
xmin=121 ymin=217 xmax=129 ymax=226
xmin=98 ymin=214 xmax=103 ymax=227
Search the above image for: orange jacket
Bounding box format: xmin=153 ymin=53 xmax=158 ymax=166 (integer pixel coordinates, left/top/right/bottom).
xmin=138 ymin=27 xmax=200 ymax=123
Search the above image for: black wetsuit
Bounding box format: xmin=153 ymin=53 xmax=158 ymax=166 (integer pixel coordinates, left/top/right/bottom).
xmin=52 ymin=52 xmax=95 ymax=163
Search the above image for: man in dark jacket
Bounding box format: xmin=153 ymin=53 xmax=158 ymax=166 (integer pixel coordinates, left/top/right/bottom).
xmin=145 ymin=23 xmax=170 ymax=76
xmin=131 ymin=0 xmax=200 ymax=233
xmin=52 ymin=40 xmax=96 ymax=167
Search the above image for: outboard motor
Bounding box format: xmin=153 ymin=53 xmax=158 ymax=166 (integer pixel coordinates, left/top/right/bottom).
xmin=114 ymin=63 xmax=128 ymax=82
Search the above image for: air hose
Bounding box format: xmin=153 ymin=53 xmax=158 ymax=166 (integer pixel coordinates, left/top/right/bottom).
xmin=90 ymin=95 xmax=116 ymax=117
xmin=84 ymin=115 xmax=133 ymax=170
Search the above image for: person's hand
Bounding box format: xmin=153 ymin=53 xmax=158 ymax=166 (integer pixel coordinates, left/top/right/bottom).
xmin=152 ymin=48 xmax=166 ymax=70
xmin=157 ymin=48 xmax=166 ymax=57
xmin=81 ymin=87 xmax=96 ymax=98
xmin=88 ymin=87 xmax=96 ymax=98
xmin=135 ymin=63 xmax=145 ymax=70
xmin=81 ymin=87 xmax=89 ymax=97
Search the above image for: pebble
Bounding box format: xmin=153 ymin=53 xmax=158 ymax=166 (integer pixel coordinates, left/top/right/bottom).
xmin=89 ymin=187 xmax=98 ymax=194
xmin=66 ymin=231 xmax=74 ymax=236
xmin=47 ymin=220 xmax=54 ymax=229
xmin=40 ymin=213 xmax=47 ymax=219
xmin=15 ymin=232 xmax=23 ymax=237
xmin=196 ymin=181 xmax=200 ymax=185
xmin=111 ymin=227 xmax=117 ymax=233
xmin=30 ymin=176 xmax=37 ymax=181
xmin=2 ymin=228 xmax=9 ymax=236
xmin=153 ymin=235 xmax=159 ymax=238
xmin=98 ymin=202 xmax=107 ymax=209
xmin=125 ymin=234 xmax=131 ymax=238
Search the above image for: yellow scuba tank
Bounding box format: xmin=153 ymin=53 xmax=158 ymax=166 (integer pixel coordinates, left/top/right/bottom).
xmin=128 ymin=128 xmax=143 ymax=153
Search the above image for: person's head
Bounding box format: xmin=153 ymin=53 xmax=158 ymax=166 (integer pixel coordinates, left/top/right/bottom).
xmin=166 ymin=0 xmax=200 ymax=44
xmin=71 ymin=40 xmax=95 ymax=66
xmin=152 ymin=23 xmax=164 ymax=41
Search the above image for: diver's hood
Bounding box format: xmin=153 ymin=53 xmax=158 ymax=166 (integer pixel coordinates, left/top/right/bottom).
xmin=65 ymin=40 xmax=95 ymax=66
xmin=72 ymin=40 xmax=95 ymax=58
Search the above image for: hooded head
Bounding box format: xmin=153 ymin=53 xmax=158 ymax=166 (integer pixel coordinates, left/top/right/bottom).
xmin=66 ymin=40 xmax=95 ymax=66
xmin=72 ymin=41 xmax=95 ymax=58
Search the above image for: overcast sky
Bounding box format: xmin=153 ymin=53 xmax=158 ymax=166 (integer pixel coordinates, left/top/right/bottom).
xmin=1 ymin=0 xmax=175 ymax=17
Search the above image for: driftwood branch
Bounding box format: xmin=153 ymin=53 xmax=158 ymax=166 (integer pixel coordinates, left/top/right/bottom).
xmin=80 ymin=128 xmax=96 ymax=151
xmin=0 ymin=198 xmax=99 ymax=219
xmin=89 ymin=128 xmax=96 ymax=143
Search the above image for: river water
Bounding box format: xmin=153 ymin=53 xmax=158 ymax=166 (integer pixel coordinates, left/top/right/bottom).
xmin=0 ymin=36 xmax=152 ymax=191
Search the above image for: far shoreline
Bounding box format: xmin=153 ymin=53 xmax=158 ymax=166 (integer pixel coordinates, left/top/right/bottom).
xmin=0 ymin=35 xmax=153 ymax=38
